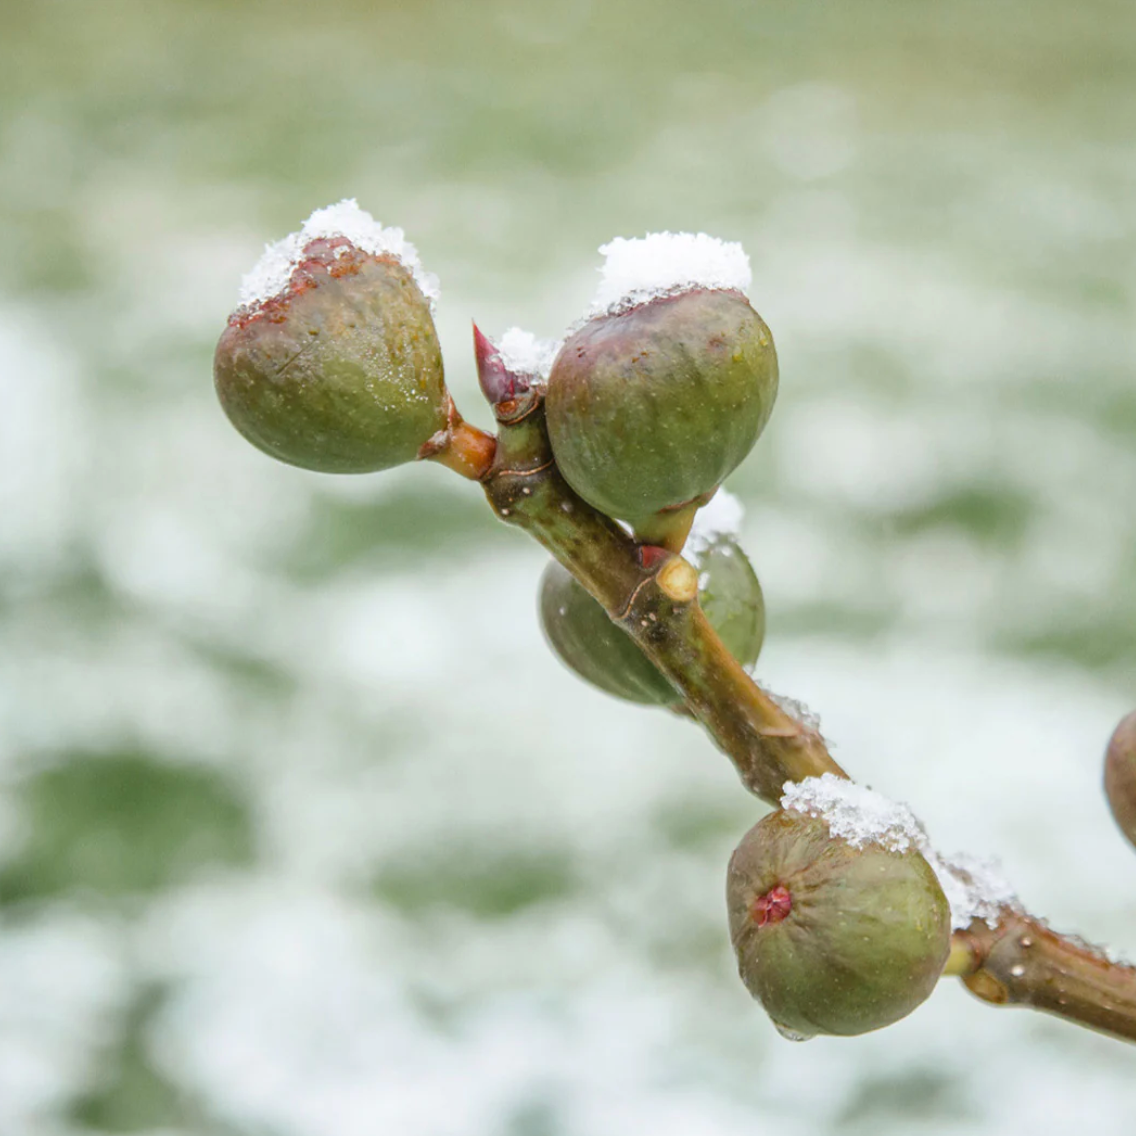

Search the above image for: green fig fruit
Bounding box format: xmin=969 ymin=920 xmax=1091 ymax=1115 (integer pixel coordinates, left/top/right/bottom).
xmin=727 ymin=808 xmax=951 ymax=1038
xmin=539 ymin=533 xmax=764 ymax=706
xmin=215 ymin=203 xmax=447 ymax=474
xmin=1105 ymin=710 xmax=1136 ymax=852
xmin=545 ymin=288 xmax=778 ymax=528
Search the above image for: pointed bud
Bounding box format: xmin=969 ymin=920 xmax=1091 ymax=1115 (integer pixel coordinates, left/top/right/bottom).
xmin=473 ymin=323 xmax=528 ymax=406
xmin=1105 ymin=711 xmax=1136 ymax=851
xmin=727 ymin=808 xmax=951 ymax=1038
xmin=215 ymin=201 xmax=447 ymax=474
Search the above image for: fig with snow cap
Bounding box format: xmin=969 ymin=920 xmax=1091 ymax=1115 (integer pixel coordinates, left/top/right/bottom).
xmin=215 ymin=200 xmax=449 ymax=474
xmin=540 ymin=529 xmax=764 ymax=705
xmin=727 ymin=782 xmax=951 ymax=1038
xmin=1105 ymin=710 xmax=1136 ymax=852
xmin=545 ymin=233 xmax=778 ymax=545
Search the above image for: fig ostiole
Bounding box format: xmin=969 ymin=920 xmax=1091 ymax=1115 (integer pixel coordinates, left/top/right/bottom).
xmin=538 ymin=530 xmax=764 ymax=707
xmin=215 ymin=200 xmax=448 ymax=475
xmin=726 ymin=807 xmax=952 ymax=1039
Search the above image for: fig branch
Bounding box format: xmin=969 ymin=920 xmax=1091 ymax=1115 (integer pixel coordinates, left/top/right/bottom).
xmin=452 ymin=334 xmax=1136 ymax=1046
xmin=470 ymin=360 xmax=845 ymax=804
xmin=957 ymin=912 xmax=1136 ymax=1043
xmin=214 ymin=203 xmax=1136 ymax=1048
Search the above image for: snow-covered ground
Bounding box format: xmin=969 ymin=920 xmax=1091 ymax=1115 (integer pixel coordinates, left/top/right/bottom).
xmin=1 ymin=3 xmax=1134 ymax=1133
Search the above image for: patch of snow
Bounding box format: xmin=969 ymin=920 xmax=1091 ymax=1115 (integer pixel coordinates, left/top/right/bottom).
xmin=781 ymin=773 xmax=1017 ymax=930
xmin=588 ymin=231 xmax=752 ymax=318
xmin=686 ymin=489 xmax=745 ymax=558
xmin=781 ymin=773 xmax=923 ymax=854
xmin=495 ymin=327 xmax=562 ymax=380
xmin=1103 ymin=943 xmax=1136 ymax=968
xmin=930 ymin=852 xmax=1018 ymax=930
xmin=768 ymin=692 xmax=822 ymax=732
xmin=238 ymin=199 xmax=440 ymax=311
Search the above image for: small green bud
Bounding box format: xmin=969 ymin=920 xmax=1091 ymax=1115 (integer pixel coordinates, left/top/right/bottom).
xmin=214 ymin=201 xmax=447 ymax=474
xmin=538 ymin=530 xmax=764 ymax=706
xmin=1105 ymin=711 xmax=1136 ymax=852
xmin=546 ymin=286 xmax=777 ymax=527
xmin=727 ymin=808 xmax=951 ymax=1038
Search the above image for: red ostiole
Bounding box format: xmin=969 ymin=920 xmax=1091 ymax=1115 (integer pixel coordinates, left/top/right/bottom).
xmin=752 ymin=884 xmax=792 ymax=928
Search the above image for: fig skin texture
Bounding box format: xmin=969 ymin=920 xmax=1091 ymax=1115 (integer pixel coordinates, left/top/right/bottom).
xmin=1105 ymin=711 xmax=1136 ymax=852
xmin=727 ymin=809 xmax=951 ymax=1038
xmin=538 ymin=536 xmax=765 ymax=706
xmin=545 ymin=289 xmax=778 ymax=525
xmin=215 ymin=243 xmax=447 ymax=474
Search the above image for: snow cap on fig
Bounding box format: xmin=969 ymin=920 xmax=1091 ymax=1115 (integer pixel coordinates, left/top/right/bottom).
xmin=1105 ymin=710 xmax=1136 ymax=852
xmin=539 ymin=492 xmax=764 ymax=706
xmin=545 ymin=232 xmax=778 ymax=539
xmin=727 ymin=785 xmax=951 ymax=1038
xmin=215 ymin=200 xmax=448 ymax=474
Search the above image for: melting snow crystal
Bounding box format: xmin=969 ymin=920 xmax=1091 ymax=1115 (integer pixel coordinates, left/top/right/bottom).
xmin=496 ymin=327 xmax=562 ymax=380
xmin=238 ymin=199 xmax=440 ymax=311
xmin=782 ymin=773 xmax=923 ymax=854
xmin=769 ymin=692 xmax=822 ymax=732
xmin=588 ymin=231 xmax=752 ymax=318
xmin=929 ymin=852 xmax=1018 ymax=931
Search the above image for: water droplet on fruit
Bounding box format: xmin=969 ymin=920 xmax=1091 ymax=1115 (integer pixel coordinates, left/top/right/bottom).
xmin=773 ymin=1021 xmax=815 ymax=1042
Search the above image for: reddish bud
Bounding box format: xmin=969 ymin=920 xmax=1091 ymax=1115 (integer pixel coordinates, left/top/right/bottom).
xmin=636 ymin=544 xmax=671 ymax=571
xmin=474 ymin=324 xmax=530 ymax=407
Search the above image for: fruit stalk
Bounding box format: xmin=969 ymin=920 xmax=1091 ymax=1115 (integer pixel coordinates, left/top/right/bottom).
xmin=417 ymin=395 xmax=498 ymax=481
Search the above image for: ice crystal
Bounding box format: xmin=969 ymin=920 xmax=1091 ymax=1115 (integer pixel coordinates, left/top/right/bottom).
xmin=496 ymin=327 xmax=562 ymax=380
xmin=782 ymin=773 xmax=923 ymax=853
xmin=930 ymin=851 xmax=1018 ymax=930
xmin=768 ymin=692 xmax=822 ymax=732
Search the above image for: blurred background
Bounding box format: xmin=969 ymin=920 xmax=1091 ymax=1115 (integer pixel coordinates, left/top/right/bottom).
xmin=1 ymin=1 xmax=1135 ymax=1133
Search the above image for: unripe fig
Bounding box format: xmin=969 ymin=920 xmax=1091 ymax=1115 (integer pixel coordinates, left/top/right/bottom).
xmin=727 ymin=808 xmax=951 ymax=1038
xmin=1105 ymin=711 xmax=1136 ymax=852
xmin=215 ymin=201 xmax=447 ymax=474
xmin=545 ymin=288 xmax=777 ymax=528
xmin=539 ymin=534 xmax=764 ymax=706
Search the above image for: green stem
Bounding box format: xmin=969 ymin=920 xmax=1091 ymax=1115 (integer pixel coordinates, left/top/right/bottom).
xmin=632 ymin=498 xmax=702 ymax=554
xmin=417 ymin=395 xmax=498 ymax=481
xmin=959 ymin=911 xmax=1136 ymax=1043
